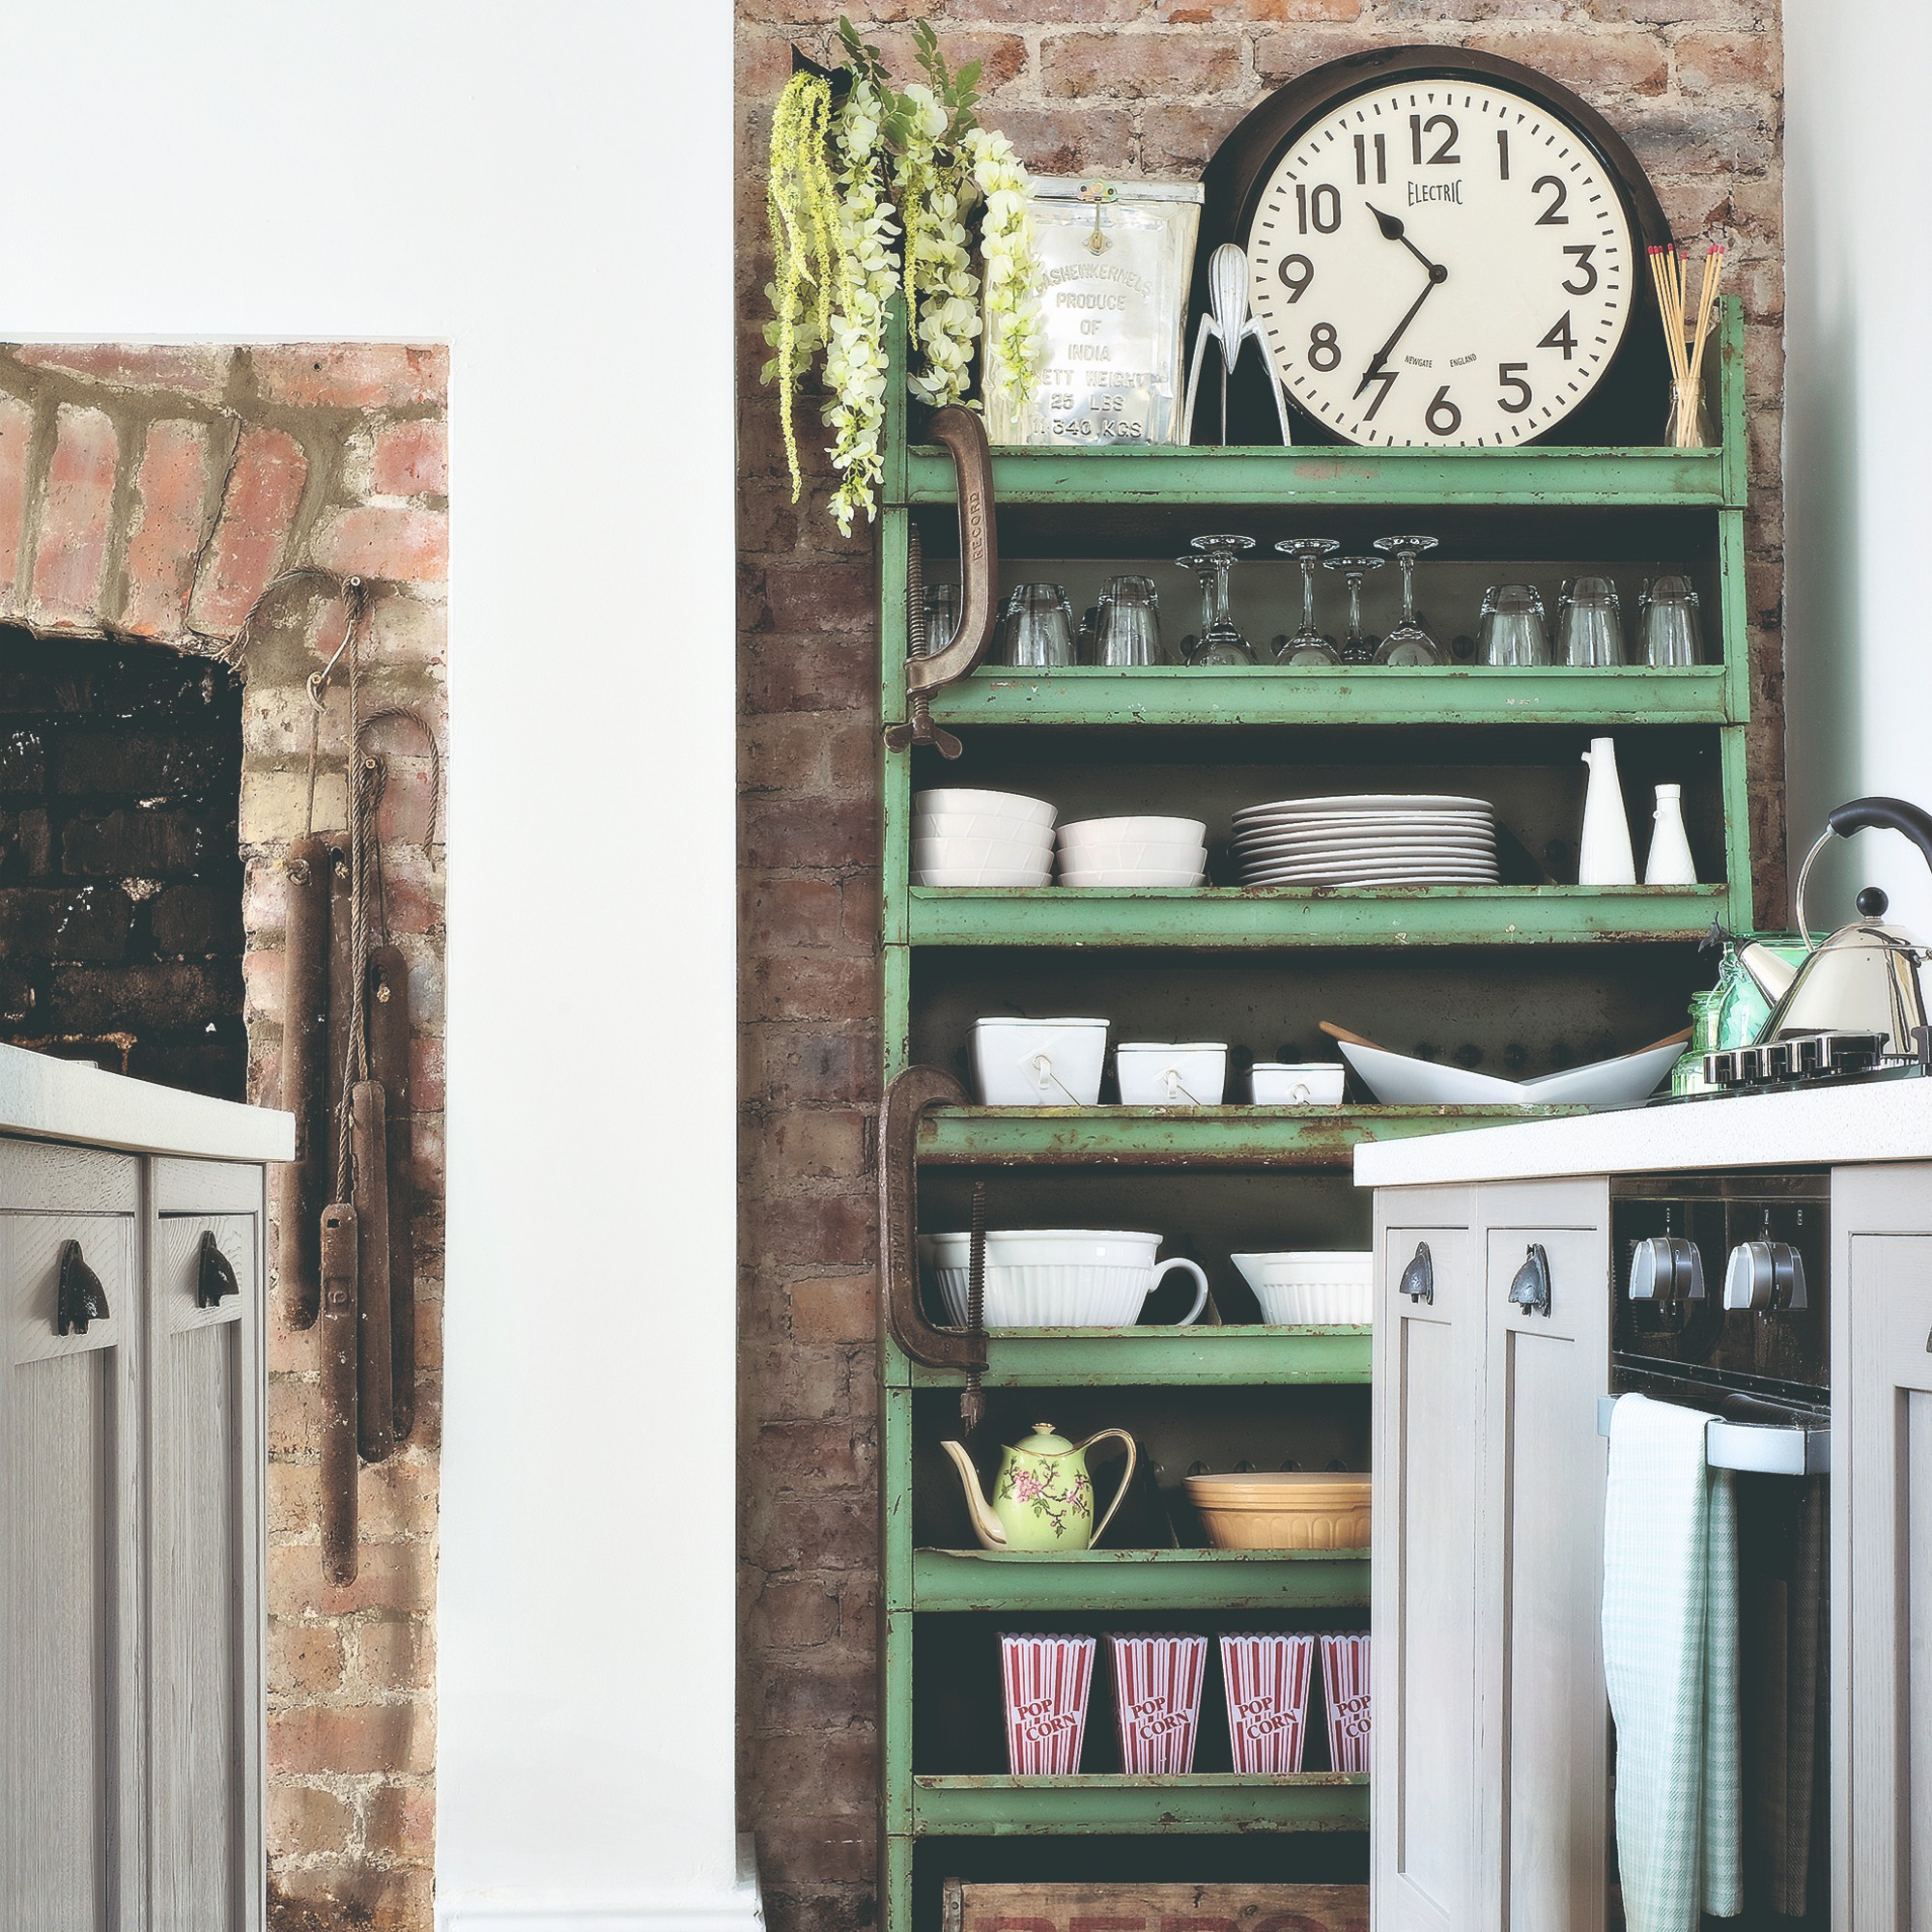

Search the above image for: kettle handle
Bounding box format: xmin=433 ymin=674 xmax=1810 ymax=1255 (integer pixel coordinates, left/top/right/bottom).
xmin=1795 ymin=796 xmax=1932 ymax=950
xmin=1078 ymin=1428 xmax=1139 ymax=1548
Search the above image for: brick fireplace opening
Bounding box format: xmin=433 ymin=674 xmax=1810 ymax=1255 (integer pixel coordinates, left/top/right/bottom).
xmin=0 ymin=342 xmax=447 ymax=1931
xmin=0 ymin=628 xmax=245 ymax=1094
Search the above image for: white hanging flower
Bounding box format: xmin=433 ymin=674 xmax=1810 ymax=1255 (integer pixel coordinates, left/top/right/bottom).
xmin=965 ymin=125 xmax=1043 ymax=411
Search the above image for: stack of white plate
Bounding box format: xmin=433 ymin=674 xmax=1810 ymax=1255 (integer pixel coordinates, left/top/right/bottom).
xmin=1057 ymin=815 xmax=1208 ymax=888
xmin=1230 ymin=1251 xmax=1374 ymax=1325
xmin=1232 ymin=794 xmax=1499 ymax=888
xmin=913 ymin=788 xmax=1056 ymax=887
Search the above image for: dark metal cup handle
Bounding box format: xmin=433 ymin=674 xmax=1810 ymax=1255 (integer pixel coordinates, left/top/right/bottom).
xmin=56 ymin=1240 xmax=109 ymax=1335
xmin=1509 ymin=1242 xmax=1552 ymax=1318
xmin=1399 ymin=1242 xmax=1435 ymax=1305
xmin=196 ymin=1229 xmax=241 ymax=1309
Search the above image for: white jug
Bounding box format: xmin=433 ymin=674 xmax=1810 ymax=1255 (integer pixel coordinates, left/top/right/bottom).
xmin=1644 ymin=782 xmax=1698 ymax=885
xmin=1578 ymin=736 xmax=1636 ymax=885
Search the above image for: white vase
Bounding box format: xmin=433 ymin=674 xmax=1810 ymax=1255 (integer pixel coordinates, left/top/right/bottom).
xmin=1644 ymin=782 xmax=1698 ymax=885
xmin=1578 ymin=736 xmax=1636 ymax=885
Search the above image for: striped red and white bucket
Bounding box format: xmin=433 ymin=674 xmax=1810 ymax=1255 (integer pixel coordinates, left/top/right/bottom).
xmin=1319 ymin=1633 xmax=1372 ymax=1773
xmin=1218 ymin=1633 xmax=1315 ymax=1774
xmin=1106 ymin=1633 xmax=1208 ymax=1774
xmin=1000 ymin=1634 xmax=1095 ymax=1776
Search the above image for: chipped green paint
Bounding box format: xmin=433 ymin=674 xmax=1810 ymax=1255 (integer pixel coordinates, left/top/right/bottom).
xmin=912 ymin=1773 xmax=1370 ymax=1835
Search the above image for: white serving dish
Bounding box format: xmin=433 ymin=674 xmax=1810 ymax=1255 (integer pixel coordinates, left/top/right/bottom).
xmin=1231 ymin=1251 xmax=1373 ymax=1295
xmin=1249 ymin=1279 xmax=1374 ymax=1325
xmin=1234 ymin=793 xmax=1492 ymax=820
xmin=1058 ymin=815 xmax=1208 ymax=851
xmin=1059 ymin=865 xmax=1208 ymax=889
xmin=1335 ymin=1036 xmax=1685 ymax=1106
xmin=1116 ymin=1042 xmax=1228 ymax=1106
xmin=911 ymin=861 xmax=1055 ymax=889
xmin=920 ymin=1229 xmax=1209 ymax=1327
xmin=915 ymin=788 xmax=1056 ymax=830
xmin=912 ymin=833 xmax=1055 ymax=870
xmin=1059 ymin=839 xmax=1208 ymax=876
xmin=970 ymin=1017 xmax=1109 ymax=1106
xmin=915 ymin=810 xmax=1059 ymax=844
xmin=1251 ymin=1063 xmax=1348 ymax=1105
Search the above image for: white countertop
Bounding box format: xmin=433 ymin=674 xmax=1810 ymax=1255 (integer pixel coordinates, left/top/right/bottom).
xmin=1353 ymin=1075 xmax=1932 ymax=1187
xmin=0 ymin=1042 xmax=294 ymax=1163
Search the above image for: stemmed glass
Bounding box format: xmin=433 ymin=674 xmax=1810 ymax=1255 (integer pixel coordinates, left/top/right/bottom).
xmin=1272 ymin=537 xmax=1341 ymax=665
xmin=1321 ymin=554 xmax=1384 ymax=666
xmin=1174 ymin=534 xmax=1258 ymax=666
xmin=1371 ymin=535 xmax=1443 ymax=666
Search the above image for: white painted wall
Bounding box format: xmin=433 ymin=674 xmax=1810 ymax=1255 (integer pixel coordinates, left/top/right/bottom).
xmin=1784 ymin=0 xmax=1932 ymax=939
xmin=0 ymin=3 xmax=746 ymax=1928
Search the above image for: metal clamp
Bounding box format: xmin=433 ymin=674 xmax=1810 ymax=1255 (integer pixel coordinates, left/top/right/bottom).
xmin=196 ymin=1229 xmax=241 ymax=1309
xmin=899 ymin=406 xmax=999 ymax=704
xmin=879 ymin=1065 xmax=988 ymax=1377
xmin=55 ymin=1240 xmax=109 ymax=1335
xmin=1398 ymin=1242 xmax=1434 ymax=1305
xmin=1509 ymin=1242 xmax=1552 ymax=1318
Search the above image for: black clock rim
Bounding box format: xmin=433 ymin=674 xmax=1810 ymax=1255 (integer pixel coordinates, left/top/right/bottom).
xmin=1196 ymin=43 xmax=1675 ymax=445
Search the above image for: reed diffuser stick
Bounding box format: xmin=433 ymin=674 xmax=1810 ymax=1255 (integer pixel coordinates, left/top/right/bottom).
xmin=1685 ymin=245 xmax=1724 ymax=408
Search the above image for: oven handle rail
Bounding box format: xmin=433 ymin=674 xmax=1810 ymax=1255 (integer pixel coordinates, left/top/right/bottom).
xmin=1595 ymin=1394 xmax=1832 ymax=1475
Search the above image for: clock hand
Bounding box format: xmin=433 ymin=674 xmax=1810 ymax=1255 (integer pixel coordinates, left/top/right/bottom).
xmin=1354 ymin=275 xmax=1440 ymax=398
xmin=1366 ymin=204 xmax=1447 ymax=281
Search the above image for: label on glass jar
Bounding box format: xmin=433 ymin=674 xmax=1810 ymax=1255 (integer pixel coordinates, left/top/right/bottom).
xmin=985 ymin=180 xmax=1201 ymax=447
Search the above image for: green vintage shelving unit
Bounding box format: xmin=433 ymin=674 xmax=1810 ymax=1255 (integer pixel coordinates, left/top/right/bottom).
xmin=876 ymin=298 xmax=1750 ymax=1929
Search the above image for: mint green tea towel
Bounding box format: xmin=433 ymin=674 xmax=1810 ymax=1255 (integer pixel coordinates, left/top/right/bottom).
xmin=1602 ymin=1393 xmax=1742 ymax=1929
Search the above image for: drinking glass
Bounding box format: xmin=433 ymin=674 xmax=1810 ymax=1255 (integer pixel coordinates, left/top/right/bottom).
xmin=1001 ymin=582 xmax=1078 ymax=668
xmin=1637 ymin=574 xmax=1704 ymax=667
xmin=1094 ymin=574 xmax=1165 ymax=667
xmin=1321 ymin=553 xmax=1385 ymax=666
xmin=1174 ymin=534 xmax=1258 ymax=666
xmin=923 ymin=581 xmax=961 ymax=656
xmin=1372 ymin=534 xmax=1443 ymax=666
xmin=1272 ymin=537 xmax=1341 ymax=665
xmin=1555 ymin=576 xmax=1626 ymax=667
xmin=1476 ymin=583 xmax=1551 ymax=667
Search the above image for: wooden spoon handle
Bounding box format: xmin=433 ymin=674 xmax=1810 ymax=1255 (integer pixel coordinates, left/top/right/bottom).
xmin=1319 ymin=1019 xmax=1385 ymax=1051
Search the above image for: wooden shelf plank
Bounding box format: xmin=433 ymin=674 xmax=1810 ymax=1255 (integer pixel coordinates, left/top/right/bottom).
xmin=929 ymin=664 xmax=1733 ymax=728
xmin=908 ymin=883 xmax=1728 ymax=948
xmin=912 ymin=1773 xmax=1369 ymax=1835
xmin=907 ymin=1547 xmax=1369 ymax=1613
xmin=895 ymin=1326 xmax=1371 ymax=1389
xmin=916 ymin=1103 xmax=1587 ymax=1166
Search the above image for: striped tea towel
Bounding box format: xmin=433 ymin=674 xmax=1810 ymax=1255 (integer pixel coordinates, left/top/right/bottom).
xmin=1602 ymin=1394 xmax=1741 ymax=1930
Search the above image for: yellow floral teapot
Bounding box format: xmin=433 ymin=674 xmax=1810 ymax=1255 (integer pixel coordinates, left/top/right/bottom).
xmin=942 ymin=1422 xmax=1137 ymax=1551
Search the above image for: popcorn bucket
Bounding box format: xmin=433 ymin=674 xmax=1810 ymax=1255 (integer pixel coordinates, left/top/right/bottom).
xmin=1000 ymin=1634 xmax=1094 ymax=1776
xmin=1219 ymin=1633 xmax=1315 ymax=1774
xmin=1319 ymin=1634 xmax=1372 ymax=1772
xmin=1106 ymin=1633 xmax=1208 ymax=1774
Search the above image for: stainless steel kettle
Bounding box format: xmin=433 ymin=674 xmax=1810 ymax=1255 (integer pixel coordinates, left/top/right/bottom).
xmin=1759 ymin=795 xmax=1932 ymax=1054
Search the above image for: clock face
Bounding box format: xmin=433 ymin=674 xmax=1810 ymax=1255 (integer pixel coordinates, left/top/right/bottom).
xmin=1244 ymin=78 xmax=1636 ymax=446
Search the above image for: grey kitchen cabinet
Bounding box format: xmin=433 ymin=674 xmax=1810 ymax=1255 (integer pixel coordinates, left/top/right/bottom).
xmin=1832 ymin=1158 xmax=1932 ymax=1932
xmin=1373 ymin=1177 xmax=1611 ymax=1932
xmin=1 ymin=1127 xmax=279 ymax=1932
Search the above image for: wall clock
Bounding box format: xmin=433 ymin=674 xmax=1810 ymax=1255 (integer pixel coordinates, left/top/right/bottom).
xmin=1195 ymin=46 xmax=1671 ymax=446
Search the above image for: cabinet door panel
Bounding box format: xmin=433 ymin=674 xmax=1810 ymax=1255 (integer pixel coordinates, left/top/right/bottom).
xmin=1 ymin=1205 xmax=140 ymax=1932
xmin=1374 ymin=1189 xmax=1479 ymax=1932
xmin=149 ymin=1209 xmax=264 ymax=1932
xmin=1480 ymin=1199 xmax=1609 ymax=1932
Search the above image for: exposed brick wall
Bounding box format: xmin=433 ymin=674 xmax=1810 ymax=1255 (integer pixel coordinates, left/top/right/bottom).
xmin=735 ymin=8 xmax=1784 ymax=1932
xmin=0 ymin=343 xmax=448 ymax=1932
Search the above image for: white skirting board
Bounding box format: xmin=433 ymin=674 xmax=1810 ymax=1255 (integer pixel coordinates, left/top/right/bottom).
xmin=437 ymin=1845 xmax=765 ymax=1932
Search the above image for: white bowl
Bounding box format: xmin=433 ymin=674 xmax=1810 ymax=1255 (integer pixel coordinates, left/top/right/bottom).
xmin=1058 ymin=815 xmax=1208 ymax=850
xmin=919 ymin=1230 xmax=1208 ymax=1327
xmin=1250 ymin=1280 xmax=1374 ymax=1325
xmin=915 ymin=810 xmax=1057 ymax=844
xmin=926 ymin=1229 xmax=1163 ymax=1267
xmin=1058 ymin=839 xmax=1208 ymax=876
xmin=1251 ymin=1064 xmax=1348 ymax=1106
xmin=913 ymin=831 xmax=1055 ymax=867
xmin=911 ymin=861 xmax=1054 ymax=889
xmin=1059 ymin=865 xmax=1208 ymax=889
xmin=915 ymin=788 xmax=1056 ymax=830
xmin=970 ymin=1017 xmax=1108 ymax=1106
xmin=1335 ymin=1036 xmax=1684 ymax=1106
xmin=1232 ymin=1252 xmax=1373 ymax=1296
xmin=1116 ymin=1042 xmax=1228 ymax=1106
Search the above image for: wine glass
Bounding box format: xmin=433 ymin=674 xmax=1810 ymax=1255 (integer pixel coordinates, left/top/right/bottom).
xmin=1001 ymin=582 xmax=1078 ymax=668
xmin=1371 ymin=535 xmax=1443 ymax=666
xmin=1094 ymin=574 xmax=1164 ymax=666
xmin=1174 ymin=534 xmax=1258 ymax=666
xmin=1272 ymin=537 xmax=1341 ymax=665
xmin=1321 ymin=554 xmax=1385 ymax=666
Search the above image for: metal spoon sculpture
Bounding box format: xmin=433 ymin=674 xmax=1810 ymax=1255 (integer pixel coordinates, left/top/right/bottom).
xmin=1182 ymin=242 xmax=1294 ymax=446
